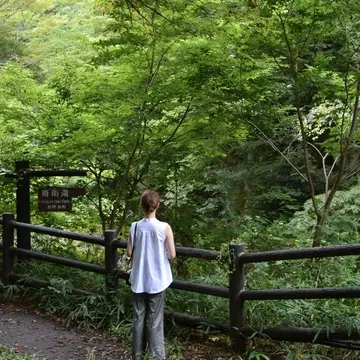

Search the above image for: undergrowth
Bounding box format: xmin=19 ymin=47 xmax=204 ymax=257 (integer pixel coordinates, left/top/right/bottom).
xmin=0 ymin=346 xmax=41 ymax=360
xmin=2 ymin=225 xmax=360 ymax=359
xmin=2 ymin=256 xmax=360 ymax=359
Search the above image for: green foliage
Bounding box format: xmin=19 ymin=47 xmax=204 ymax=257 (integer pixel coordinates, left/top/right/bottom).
xmin=248 ymin=352 xmax=270 ymax=360
xmin=13 ymin=278 xmax=132 ymax=332
xmin=285 ymin=184 xmax=360 ymax=245
xmin=2 ymin=0 xmax=360 ymax=244
xmin=2 ymin=0 xmax=360 ymax=357
xmin=0 ymin=347 xmax=41 ymax=360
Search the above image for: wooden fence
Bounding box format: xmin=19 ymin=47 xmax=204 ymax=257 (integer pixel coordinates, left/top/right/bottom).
xmin=1 ymin=212 xmax=360 ymax=354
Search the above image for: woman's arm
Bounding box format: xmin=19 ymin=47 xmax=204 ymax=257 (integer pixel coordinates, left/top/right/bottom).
xmin=165 ymin=224 xmax=176 ymax=259
xmin=127 ymin=231 xmax=132 ymax=257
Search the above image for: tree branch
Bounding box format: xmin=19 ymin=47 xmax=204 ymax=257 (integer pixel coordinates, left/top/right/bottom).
xmin=245 ymin=119 xmax=307 ymax=182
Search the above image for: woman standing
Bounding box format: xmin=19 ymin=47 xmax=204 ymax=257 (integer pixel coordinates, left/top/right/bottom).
xmin=127 ymin=189 xmax=176 ymax=360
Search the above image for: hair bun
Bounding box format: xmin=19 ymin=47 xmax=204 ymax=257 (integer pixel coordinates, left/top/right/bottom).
xmin=141 ymin=190 xmax=160 ymax=214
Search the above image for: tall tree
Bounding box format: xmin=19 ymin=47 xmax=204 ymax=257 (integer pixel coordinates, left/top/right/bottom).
xmin=231 ymin=0 xmax=360 ymax=246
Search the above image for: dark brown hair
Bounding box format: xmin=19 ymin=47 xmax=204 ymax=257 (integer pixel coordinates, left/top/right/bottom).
xmin=141 ymin=189 xmax=160 ymax=213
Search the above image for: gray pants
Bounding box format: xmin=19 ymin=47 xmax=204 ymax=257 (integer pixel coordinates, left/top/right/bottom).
xmin=132 ymin=291 xmax=166 ymax=360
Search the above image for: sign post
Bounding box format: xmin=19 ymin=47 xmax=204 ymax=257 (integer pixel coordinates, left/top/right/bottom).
xmin=15 ymin=160 xmax=31 ymax=253
xmin=8 ymin=161 xmax=87 ymax=260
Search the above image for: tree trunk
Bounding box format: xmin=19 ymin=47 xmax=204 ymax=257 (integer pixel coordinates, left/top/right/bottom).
xmin=312 ymin=212 xmax=327 ymax=248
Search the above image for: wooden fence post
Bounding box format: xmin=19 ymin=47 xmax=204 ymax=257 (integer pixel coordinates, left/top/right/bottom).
xmin=229 ymin=243 xmax=246 ymax=354
xmin=104 ymin=229 xmax=118 ymax=295
xmin=15 ymin=160 xmax=31 ymax=258
xmin=2 ymin=213 xmax=15 ymax=286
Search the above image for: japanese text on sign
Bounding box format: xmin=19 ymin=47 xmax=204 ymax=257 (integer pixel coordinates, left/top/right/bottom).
xmin=37 ymin=187 xmax=86 ymax=212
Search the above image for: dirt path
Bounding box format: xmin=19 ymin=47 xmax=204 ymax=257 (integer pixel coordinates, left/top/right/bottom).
xmin=0 ymin=301 xmax=238 ymax=360
xmin=0 ymin=302 xmax=130 ymax=359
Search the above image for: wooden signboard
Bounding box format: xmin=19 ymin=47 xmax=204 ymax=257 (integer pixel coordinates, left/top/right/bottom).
xmin=38 ymin=187 xmax=86 ymax=212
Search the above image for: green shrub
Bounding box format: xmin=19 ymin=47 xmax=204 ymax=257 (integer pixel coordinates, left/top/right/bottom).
xmin=0 ymin=346 xmax=41 ymax=360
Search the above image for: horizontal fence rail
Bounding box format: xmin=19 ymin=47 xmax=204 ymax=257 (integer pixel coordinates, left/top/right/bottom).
xmin=0 ymin=213 xmax=229 ymax=342
xmin=240 ymin=326 xmax=360 ymax=342
xmin=11 ymin=220 xmax=104 ymax=246
xmin=9 ymin=273 xmax=94 ymax=296
xmin=113 ymin=239 xmax=220 ymax=260
xmin=167 ymin=311 xmax=230 ymax=333
xmin=231 ymin=242 xmax=360 ymax=353
xmin=2 ymin=212 xmax=360 ymax=355
xmin=20 ymin=170 xmax=87 ymax=178
xmin=240 ymin=287 xmax=360 ymax=300
xmin=170 ymin=279 xmax=229 ymax=298
xmin=174 ymin=247 xmax=219 ymax=260
xmin=11 ymin=247 xmax=106 ymax=274
xmin=113 ymin=239 xmax=127 ymax=249
xmin=239 ymin=243 xmax=360 ymax=264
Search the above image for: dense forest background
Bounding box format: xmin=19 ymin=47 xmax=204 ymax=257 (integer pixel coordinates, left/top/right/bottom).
xmin=1 ymin=0 xmax=360 ymax=358
xmin=2 ymin=0 xmax=360 ymax=249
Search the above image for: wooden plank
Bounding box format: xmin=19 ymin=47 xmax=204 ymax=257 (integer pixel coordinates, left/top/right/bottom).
xmin=240 ymin=287 xmax=360 ymax=300
xmin=170 ymin=279 xmax=229 ymax=298
xmin=10 ymin=221 xmax=104 ymax=246
xmin=240 ymin=243 xmax=360 ymax=264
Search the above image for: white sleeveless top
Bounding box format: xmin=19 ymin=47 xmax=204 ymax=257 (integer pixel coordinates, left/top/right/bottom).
xmin=129 ymin=218 xmax=173 ymax=294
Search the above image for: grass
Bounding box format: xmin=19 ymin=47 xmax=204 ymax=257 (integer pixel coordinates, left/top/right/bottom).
xmin=2 ymin=285 xmax=360 ymax=359
xmin=3 ymin=246 xmax=360 ymax=359
xmin=0 ymin=346 xmax=42 ymax=360
xmin=0 ymin=346 xmax=120 ymax=360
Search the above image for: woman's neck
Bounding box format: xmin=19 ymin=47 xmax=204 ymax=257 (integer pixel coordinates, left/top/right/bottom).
xmin=144 ymin=211 xmax=156 ymax=219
